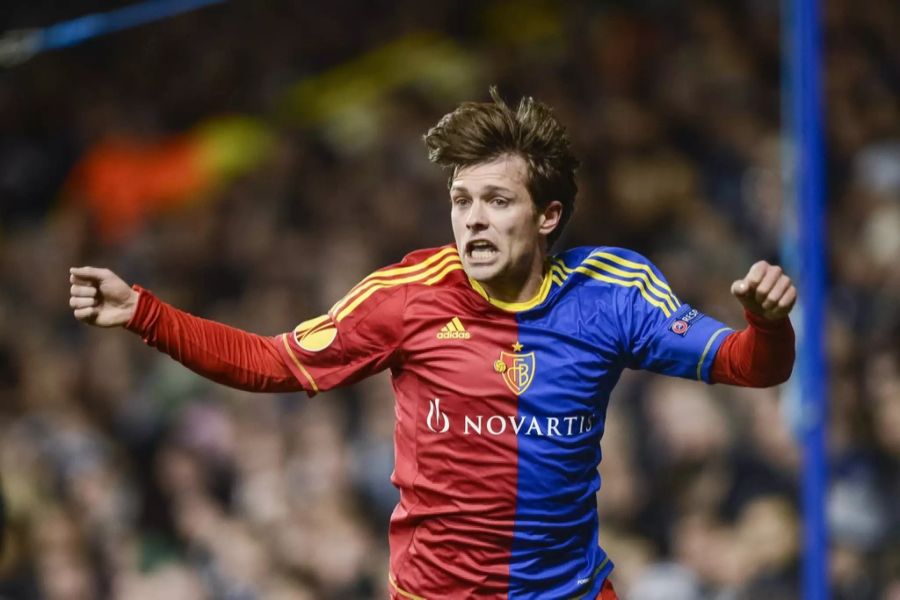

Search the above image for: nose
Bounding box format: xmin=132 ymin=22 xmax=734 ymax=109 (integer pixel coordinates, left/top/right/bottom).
xmin=466 ymin=199 xmax=488 ymax=231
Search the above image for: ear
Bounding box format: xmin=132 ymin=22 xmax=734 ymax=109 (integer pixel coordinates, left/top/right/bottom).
xmin=537 ymin=200 xmax=563 ymax=237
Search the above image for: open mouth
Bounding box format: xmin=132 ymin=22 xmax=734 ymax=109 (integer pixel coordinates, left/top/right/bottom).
xmin=465 ymin=240 xmax=499 ymax=261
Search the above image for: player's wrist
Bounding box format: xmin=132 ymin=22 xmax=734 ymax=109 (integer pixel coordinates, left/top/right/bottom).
xmin=124 ymin=285 xmax=152 ymax=332
xmin=744 ymin=308 xmax=790 ymax=330
xmin=121 ymin=287 xmax=140 ymax=326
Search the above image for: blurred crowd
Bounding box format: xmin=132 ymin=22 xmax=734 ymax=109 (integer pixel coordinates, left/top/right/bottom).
xmin=1 ymin=0 xmax=898 ymax=598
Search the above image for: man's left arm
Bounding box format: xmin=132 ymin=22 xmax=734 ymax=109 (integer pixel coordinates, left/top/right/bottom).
xmin=710 ymin=261 xmax=797 ymax=387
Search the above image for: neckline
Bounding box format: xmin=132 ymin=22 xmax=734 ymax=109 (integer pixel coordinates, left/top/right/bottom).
xmin=466 ymin=266 xmax=553 ymax=312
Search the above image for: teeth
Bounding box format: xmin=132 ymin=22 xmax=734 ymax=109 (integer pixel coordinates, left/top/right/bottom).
xmin=471 ymin=248 xmax=497 ymax=260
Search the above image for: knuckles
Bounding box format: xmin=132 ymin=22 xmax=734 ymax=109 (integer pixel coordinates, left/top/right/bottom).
xmin=738 ymin=262 xmax=797 ymax=317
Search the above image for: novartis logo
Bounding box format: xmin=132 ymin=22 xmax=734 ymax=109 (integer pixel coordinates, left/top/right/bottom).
xmin=425 ymin=398 xmax=596 ymax=437
xmin=426 ymin=398 xmax=450 ymax=433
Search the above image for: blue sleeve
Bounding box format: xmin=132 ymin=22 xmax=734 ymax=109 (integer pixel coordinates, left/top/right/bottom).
xmin=608 ymin=249 xmax=732 ymax=382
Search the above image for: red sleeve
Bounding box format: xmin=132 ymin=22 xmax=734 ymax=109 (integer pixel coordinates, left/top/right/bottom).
xmin=710 ymin=309 xmax=796 ymax=387
xmin=125 ymin=286 xmax=302 ymax=393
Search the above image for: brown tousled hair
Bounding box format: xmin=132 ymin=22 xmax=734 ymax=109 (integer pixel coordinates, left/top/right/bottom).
xmin=423 ymin=87 xmax=579 ymax=246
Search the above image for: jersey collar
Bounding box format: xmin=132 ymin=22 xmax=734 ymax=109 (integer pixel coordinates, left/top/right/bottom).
xmin=466 ymin=266 xmax=553 ymax=312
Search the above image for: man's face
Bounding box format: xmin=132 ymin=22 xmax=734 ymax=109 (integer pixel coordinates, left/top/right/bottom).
xmin=450 ymin=154 xmax=560 ymax=300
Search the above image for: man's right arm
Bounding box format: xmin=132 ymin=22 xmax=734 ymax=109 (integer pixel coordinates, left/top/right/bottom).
xmin=69 ymin=267 xmax=302 ymax=393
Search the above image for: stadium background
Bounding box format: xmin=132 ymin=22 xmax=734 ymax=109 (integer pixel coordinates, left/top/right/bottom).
xmin=0 ymin=0 xmax=898 ymax=598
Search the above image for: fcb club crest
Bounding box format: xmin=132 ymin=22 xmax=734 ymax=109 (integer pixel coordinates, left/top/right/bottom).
xmin=494 ymin=342 xmax=536 ymax=395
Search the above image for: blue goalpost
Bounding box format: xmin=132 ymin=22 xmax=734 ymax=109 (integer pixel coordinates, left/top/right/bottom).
xmin=783 ymin=0 xmax=828 ymax=598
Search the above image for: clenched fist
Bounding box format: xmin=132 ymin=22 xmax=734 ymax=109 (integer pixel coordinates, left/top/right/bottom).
xmin=69 ymin=267 xmax=139 ymax=327
xmin=731 ymin=261 xmax=797 ymax=321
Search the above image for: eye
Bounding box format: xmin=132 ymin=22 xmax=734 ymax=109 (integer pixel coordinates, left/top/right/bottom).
xmin=451 ymin=196 xmax=471 ymax=207
xmin=491 ymin=196 xmax=510 ymax=207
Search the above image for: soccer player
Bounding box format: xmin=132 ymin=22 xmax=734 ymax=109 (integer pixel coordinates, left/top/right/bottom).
xmin=69 ymin=90 xmax=796 ymax=599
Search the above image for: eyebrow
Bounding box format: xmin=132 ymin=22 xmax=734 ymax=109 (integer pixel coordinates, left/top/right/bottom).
xmin=449 ymin=184 xmax=516 ymax=195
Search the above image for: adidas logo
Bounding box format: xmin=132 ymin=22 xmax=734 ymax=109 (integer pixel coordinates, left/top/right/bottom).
xmin=437 ymin=317 xmax=471 ymax=340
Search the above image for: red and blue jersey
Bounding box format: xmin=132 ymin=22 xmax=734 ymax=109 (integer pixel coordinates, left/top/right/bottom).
xmin=275 ymin=244 xmax=732 ymax=599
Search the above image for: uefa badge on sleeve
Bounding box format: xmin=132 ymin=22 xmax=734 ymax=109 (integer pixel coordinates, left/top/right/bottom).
xmin=671 ymin=319 xmax=689 ymax=336
xmin=670 ymin=308 xmax=704 ymax=336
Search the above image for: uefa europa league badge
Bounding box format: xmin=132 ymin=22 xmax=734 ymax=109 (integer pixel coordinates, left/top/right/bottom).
xmin=494 ymin=341 xmax=536 ymax=395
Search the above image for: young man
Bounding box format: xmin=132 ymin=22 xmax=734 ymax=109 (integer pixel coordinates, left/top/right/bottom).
xmin=69 ymin=90 xmax=796 ymax=599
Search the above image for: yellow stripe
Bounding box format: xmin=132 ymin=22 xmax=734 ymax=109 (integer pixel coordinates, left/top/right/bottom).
xmin=280 ymin=334 xmax=319 ymax=393
xmin=355 ymin=246 xmax=457 ymax=286
xmin=550 ymin=260 xmax=573 ymax=287
xmin=446 ymin=320 xmax=458 ymax=332
xmin=584 ymin=256 xmax=677 ymax=308
xmin=583 ymin=258 xmax=679 ymax=312
xmin=590 ymin=250 xmax=674 ymax=294
xmin=554 ymin=258 xmax=574 ymax=275
xmin=389 ymin=574 xmax=426 ymax=600
xmin=336 ymin=256 xmax=461 ymax=322
xmin=467 ymin=266 xmax=553 ymax=312
xmin=696 ymin=327 xmax=731 ymax=381
xmin=423 ymin=262 xmax=463 ymax=285
xmin=556 ymin=257 xmax=673 ymax=317
xmin=451 ymin=316 xmax=465 ymax=331
xmin=572 ymin=266 xmax=673 ymax=317
xmin=331 ymin=247 xmax=458 ymax=315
